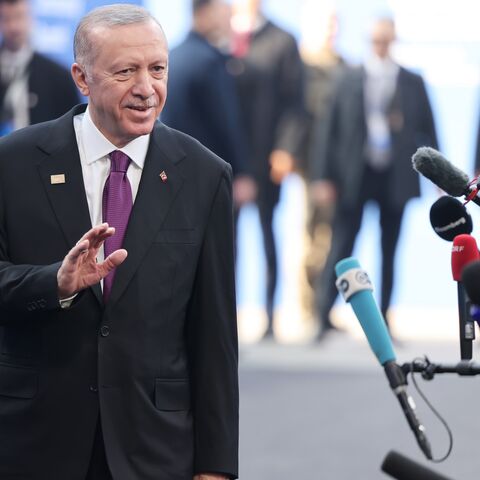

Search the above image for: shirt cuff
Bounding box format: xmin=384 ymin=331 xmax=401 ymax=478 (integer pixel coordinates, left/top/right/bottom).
xmin=59 ymin=293 xmax=78 ymax=309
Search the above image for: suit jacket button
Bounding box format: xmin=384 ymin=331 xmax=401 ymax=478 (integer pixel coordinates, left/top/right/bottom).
xmin=100 ymin=325 xmax=110 ymax=337
xmin=89 ymin=385 xmax=98 ymax=393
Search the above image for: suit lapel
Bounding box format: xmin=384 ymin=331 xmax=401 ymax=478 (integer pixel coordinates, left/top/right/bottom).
xmin=106 ymin=123 xmax=186 ymax=307
xmin=36 ymin=105 xmax=102 ymax=305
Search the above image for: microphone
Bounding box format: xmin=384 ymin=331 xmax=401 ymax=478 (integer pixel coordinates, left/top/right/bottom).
xmin=381 ymin=451 xmax=453 ymax=480
xmin=429 ymin=196 xmax=472 ymax=241
xmin=412 ymin=147 xmax=480 ymax=206
xmin=335 ymin=257 xmax=432 ymax=460
xmin=462 ymin=260 xmax=480 ymax=305
xmin=461 ymin=260 xmax=480 ymax=327
xmin=451 ymin=234 xmax=478 ymax=360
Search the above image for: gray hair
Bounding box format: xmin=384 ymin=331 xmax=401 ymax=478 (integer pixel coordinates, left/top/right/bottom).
xmin=74 ymin=3 xmax=164 ymax=67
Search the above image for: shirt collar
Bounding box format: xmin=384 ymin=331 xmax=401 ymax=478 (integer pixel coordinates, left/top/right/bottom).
xmin=82 ymin=106 xmax=150 ymax=169
xmin=364 ymin=55 xmax=399 ymax=78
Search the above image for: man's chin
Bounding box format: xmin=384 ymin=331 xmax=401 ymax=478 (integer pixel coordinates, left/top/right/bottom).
xmin=125 ymin=120 xmax=156 ymax=137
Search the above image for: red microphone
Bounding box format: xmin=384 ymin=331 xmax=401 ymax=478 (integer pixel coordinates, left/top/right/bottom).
xmin=451 ymin=234 xmax=479 ymax=281
xmin=451 ymin=234 xmax=479 ymax=359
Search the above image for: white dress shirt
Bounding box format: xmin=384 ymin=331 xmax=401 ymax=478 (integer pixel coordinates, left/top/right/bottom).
xmin=73 ymin=106 xmax=150 ymax=262
xmin=0 ymin=45 xmax=33 ymax=130
xmin=364 ymin=55 xmax=399 ymax=170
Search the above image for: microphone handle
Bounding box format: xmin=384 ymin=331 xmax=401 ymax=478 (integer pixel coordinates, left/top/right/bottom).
xmin=457 ymin=283 xmax=474 ymax=360
xmin=395 ymin=390 xmax=433 ymax=460
xmin=384 ymin=362 xmax=433 ymax=460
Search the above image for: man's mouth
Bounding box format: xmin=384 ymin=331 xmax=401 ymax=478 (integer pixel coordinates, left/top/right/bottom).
xmin=128 ymin=105 xmax=153 ymax=111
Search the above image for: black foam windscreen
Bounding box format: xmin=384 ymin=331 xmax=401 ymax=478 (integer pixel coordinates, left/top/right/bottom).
xmin=381 ymin=451 xmax=453 ymax=480
xmin=461 ymin=260 xmax=480 ymax=305
xmin=412 ymin=147 xmax=469 ymax=196
xmin=429 ymin=196 xmax=472 ymax=241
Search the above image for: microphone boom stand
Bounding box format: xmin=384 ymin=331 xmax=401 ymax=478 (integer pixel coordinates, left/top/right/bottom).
xmin=401 ymin=357 xmax=480 ymax=380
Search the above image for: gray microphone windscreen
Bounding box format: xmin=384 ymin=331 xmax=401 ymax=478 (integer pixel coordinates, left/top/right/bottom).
xmin=412 ymin=147 xmax=469 ymax=197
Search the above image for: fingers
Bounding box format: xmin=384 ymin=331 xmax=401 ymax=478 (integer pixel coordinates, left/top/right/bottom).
xmin=66 ymin=239 xmax=90 ymax=265
xmin=77 ymin=223 xmax=115 ymax=249
xmin=74 ymin=223 xmax=117 ymax=257
xmin=90 ymin=227 xmax=116 ymax=250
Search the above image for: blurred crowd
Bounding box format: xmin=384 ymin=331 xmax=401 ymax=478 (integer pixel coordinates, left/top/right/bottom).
xmin=0 ymin=0 xmax=448 ymax=343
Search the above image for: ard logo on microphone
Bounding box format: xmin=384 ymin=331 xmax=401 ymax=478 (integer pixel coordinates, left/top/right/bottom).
xmin=355 ymin=270 xmax=372 ymax=287
xmin=452 ymin=245 xmax=465 ymax=253
xmin=338 ymin=279 xmax=350 ymax=294
xmin=338 ymin=270 xmax=372 ymax=295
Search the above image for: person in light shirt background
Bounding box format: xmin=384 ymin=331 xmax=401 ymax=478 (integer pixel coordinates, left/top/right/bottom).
xmin=310 ymin=16 xmax=439 ymax=342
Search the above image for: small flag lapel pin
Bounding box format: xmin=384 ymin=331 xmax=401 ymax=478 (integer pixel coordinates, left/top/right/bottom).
xmin=50 ymin=174 xmax=66 ymax=185
xmin=159 ymin=171 xmax=168 ymax=183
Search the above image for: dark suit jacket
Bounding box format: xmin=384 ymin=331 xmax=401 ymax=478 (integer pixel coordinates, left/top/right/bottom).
xmin=0 ymin=51 xmax=79 ymax=125
xmin=311 ymin=65 xmax=438 ymax=209
xmin=0 ymin=105 xmax=239 ymax=480
xmin=231 ymin=20 xmax=305 ymax=203
xmin=162 ymin=31 xmax=248 ymax=177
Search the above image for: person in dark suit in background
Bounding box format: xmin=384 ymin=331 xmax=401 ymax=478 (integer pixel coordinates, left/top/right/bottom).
xmin=0 ymin=4 xmax=237 ymax=480
xmin=230 ymin=0 xmax=305 ymax=339
xmin=311 ymin=17 xmax=438 ymax=341
xmin=162 ymin=0 xmax=256 ymax=210
xmin=0 ymin=0 xmax=78 ymax=135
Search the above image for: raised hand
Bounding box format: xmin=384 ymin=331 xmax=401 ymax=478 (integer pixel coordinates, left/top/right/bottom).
xmin=57 ymin=223 xmax=128 ymax=299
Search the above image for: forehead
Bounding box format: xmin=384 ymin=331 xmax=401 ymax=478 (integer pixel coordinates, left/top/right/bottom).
xmin=91 ymin=20 xmax=168 ymax=59
xmin=0 ymin=0 xmax=29 ymax=16
xmin=371 ymin=21 xmax=395 ymax=39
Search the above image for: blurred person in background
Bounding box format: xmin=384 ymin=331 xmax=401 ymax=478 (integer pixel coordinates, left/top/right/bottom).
xmin=162 ymin=0 xmax=255 ymax=211
xmin=311 ymin=16 xmax=438 ymax=342
xmin=0 ymin=0 xmax=78 ymax=135
xmin=230 ymin=0 xmax=305 ymax=340
xmin=297 ymin=0 xmax=346 ymax=327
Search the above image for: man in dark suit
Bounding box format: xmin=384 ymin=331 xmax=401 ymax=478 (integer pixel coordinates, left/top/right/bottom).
xmin=311 ymin=17 xmax=438 ymax=341
xmin=231 ymin=0 xmax=305 ymax=339
xmin=0 ymin=0 xmax=78 ymax=134
xmin=0 ymin=4 xmax=237 ymax=480
xmin=162 ymin=0 xmax=255 ymax=210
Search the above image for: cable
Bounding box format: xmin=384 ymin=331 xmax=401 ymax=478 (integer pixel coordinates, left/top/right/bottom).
xmin=409 ymin=357 xmax=454 ymax=463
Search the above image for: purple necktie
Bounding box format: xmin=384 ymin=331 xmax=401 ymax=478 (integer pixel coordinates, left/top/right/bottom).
xmin=102 ymin=150 xmax=133 ymax=301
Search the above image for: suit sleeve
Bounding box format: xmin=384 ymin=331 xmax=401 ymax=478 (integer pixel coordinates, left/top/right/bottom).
xmin=0 ymin=169 xmax=61 ymax=321
xmin=198 ymin=57 xmax=249 ymax=177
xmin=186 ymin=164 xmax=239 ymax=478
xmin=273 ymin=36 xmax=306 ymax=158
xmin=416 ymin=76 xmax=439 ymax=150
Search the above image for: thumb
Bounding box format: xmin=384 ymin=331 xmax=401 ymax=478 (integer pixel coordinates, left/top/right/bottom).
xmin=105 ymin=249 xmax=128 ymax=270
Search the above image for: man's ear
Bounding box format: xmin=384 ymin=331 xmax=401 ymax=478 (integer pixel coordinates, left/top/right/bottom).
xmin=71 ymin=63 xmax=90 ymax=97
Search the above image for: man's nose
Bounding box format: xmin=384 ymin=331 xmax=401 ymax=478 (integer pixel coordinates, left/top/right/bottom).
xmin=132 ymin=70 xmax=155 ymax=98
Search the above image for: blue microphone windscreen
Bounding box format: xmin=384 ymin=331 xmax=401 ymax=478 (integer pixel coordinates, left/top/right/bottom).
xmin=335 ymin=257 xmax=396 ymax=365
